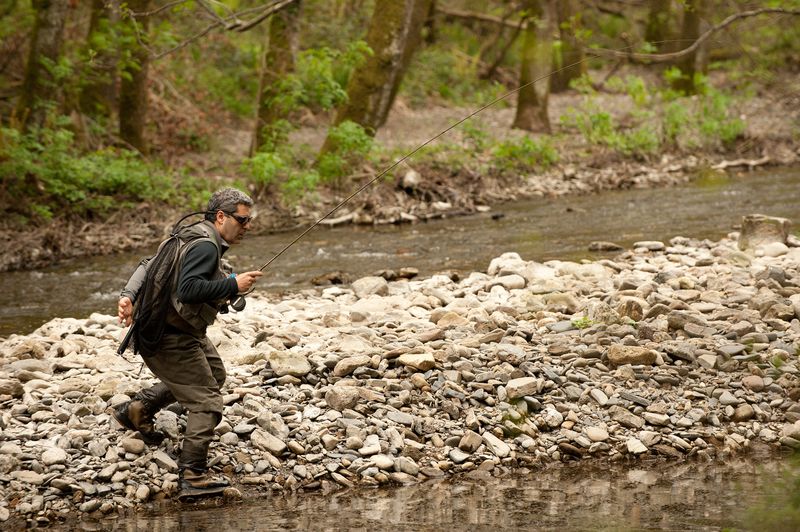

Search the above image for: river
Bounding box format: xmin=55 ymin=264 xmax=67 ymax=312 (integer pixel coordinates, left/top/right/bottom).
xmin=79 ymin=449 xmax=795 ymax=531
xmin=3 ymin=166 xmax=800 ymax=530
xmin=1 ymin=166 xmax=799 ymax=338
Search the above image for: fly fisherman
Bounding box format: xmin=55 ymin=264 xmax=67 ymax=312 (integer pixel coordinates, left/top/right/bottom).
xmin=114 ymin=187 xmax=262 ymax=497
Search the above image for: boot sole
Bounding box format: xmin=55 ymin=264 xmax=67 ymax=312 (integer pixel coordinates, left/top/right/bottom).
xmin=177 ymin=485 xmax=227 ymax=502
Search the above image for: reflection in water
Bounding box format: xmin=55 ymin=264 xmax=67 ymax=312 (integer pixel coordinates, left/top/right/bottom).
xmin=2 ymin=166 xmax=799 ymax=336
xmin=85 ymin=454 xmax=788 ymax=531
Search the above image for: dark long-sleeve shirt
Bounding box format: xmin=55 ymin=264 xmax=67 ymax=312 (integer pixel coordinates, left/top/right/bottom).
xmin=121 ymin=239 xmax=238 ymax=305
xmin=177 ymin=241 xmax=238 ymax=304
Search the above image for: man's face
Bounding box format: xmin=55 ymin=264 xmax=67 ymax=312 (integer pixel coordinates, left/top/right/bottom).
xmin=216 ymin=204 xmax=253 ymax=245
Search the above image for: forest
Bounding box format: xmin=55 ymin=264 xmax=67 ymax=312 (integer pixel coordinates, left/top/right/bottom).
xmin=1 ymin=0 xmax=799 ymax=268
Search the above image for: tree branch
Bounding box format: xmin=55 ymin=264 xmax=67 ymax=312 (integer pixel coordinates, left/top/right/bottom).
xmin=586 ymin=7 xmax=800 ymax=63
xmin=150 ymin=0 xmax=301 ymax=61
xmin=230 ymin=0 xmax=300 ymax=32
xmin=436 ymin=5 xmax=527 ymax=30
xmin=132 ymin=0 xmax=190 ymax=18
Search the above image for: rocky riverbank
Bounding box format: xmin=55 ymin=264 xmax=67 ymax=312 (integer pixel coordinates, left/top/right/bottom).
xmin=1 ymin=220 xmax=800 ymax=527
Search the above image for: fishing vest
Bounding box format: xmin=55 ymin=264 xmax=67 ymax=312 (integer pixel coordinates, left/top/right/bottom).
xmin=166 ymin=220 xmax=229 ymax=335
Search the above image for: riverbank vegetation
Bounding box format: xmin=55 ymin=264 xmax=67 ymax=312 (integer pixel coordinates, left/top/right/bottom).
xmin=1 ymin=1 xmax=799 ymax=268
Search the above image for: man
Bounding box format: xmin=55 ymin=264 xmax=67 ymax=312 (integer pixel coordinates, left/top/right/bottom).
xmin=115 ymin=187 xmax=262 ymax=495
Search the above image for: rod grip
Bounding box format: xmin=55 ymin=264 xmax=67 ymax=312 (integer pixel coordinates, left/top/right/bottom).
xmin=117 ymin=323 xmax=135 ymax=355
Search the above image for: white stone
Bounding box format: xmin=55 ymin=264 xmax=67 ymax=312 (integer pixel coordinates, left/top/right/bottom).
xmin=626 ymin=438 xmax=648 ymax=454
xmin=397 ymin=352 xmax=436 ymax=371
xmin=42 ymin=448 xmax=68 ymax=466
xmin=482 ymin=432 xmax=510 ymax=458
xmin=584 ymin=427 xmax=609 ymax=442
xmin=505 ymin=377 xmax=539 ymax=400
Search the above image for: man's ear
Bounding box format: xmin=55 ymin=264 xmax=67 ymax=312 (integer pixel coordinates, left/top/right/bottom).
xmin=215 ymin=210 xmax=226 ymax=224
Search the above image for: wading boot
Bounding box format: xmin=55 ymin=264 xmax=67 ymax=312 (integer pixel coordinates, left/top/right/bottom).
xmin=112 ymin=400 xmax=165 ymax=445
xmin=177 ymin=469 xmax=229 ymax=501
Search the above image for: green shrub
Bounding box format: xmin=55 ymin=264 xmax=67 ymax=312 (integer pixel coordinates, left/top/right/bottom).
xmin=460 ymin=121 xmax=490 ymax=152
xmin=492 ymin=135 xmax=559 ymax=171
xmin=562 ymin=73 xmax=744 ymax=157
xmin=317 ymin=120 xmax=373 ymax=187
xmin=241 ymin=151 xmax=288 ymax=198
xmin=280 ymin=169 xmax=320 ymax=203
xmin=270 ymin=41 xmax=372 ymax=115
xmin=698 ymin=90 xmax=745 ymax=147
xmin=0 ymin=126 xmax=173 ymax=221
xmin=401 ymin=25 xmax=507 ymax=107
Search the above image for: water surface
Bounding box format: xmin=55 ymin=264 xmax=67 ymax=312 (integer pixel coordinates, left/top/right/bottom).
xmin=85 ymin=451 xmax=793 ymax=531
xmin=1 ymin=166 xmax=798 ymax=337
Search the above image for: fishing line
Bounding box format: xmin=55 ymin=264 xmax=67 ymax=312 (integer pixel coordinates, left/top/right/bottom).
xmin=249 ymin=23 xmax=795 ymax=275
xmin=253 ymin=54 xmax=597 ymax=273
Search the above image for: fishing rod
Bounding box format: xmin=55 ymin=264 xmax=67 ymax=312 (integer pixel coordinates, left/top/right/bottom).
xmin=230 ymin=17 xmax=786 ymax=304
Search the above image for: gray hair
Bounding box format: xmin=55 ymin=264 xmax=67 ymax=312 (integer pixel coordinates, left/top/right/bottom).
xmin=205 ymin=187 xmax=253 ymax=221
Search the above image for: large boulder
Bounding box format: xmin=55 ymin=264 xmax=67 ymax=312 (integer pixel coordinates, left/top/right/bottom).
xmin=738 ymin=214 xmax=791 ymax=252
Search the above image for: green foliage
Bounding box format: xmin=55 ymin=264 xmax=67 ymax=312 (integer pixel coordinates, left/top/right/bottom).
xmin=242 ymin=151 xmax=287 ymax=192
xmin=561 ymin=105 xmax=661 ymax=158
xmin=187 ymin=41 xmax=260 ymax=118
xmin=0 ymin=126 xmax=173 ymax=221
xmin=561 ymin=71 xmax=745 ymax=158
xmin=460 ymin=121 xmax=490 ymax=152
xmin=572 ymin=316 xmax=593 ymax=329
xmin=243 ymin=120 xmax=372 ymax=198
xmin=663 ymin=100 xmax=690 ymax=146
xmin=568 ymin=73 xmax=597 ymax=95
xmin=271 ymin=41 xmax=372 ymax=115
xmin=280 ymin=169 xmax=320 ymax=203
xmin=317 ymin=120 xmax=373 ymax=187
xmin=698 ymin=90 xmax=745 ymax=147
xmin=401 ymin=24 xmax=508 ymax=107
xmin=492 ymin=135 xmax=559 ymax=171
xmin=606 ymin=75 xmax=650 ymax=107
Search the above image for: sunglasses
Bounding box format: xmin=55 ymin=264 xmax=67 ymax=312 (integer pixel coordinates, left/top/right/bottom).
xmin=225 ymin=212 xmax=253 ymax=226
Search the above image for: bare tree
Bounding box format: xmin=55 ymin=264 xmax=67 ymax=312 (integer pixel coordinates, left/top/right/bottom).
xmin=252 ymin=0 xmax=302 ymax=153
xmin=16 ymin=0 xmax=72 ymax=129
xmin=119 ymin=0 xmax=150 ymax=153
xmin=512 ymin=0 xmax=555 ymax=132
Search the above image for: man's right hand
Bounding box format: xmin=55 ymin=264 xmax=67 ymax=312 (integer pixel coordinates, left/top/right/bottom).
xmin=236 ymin=271 xmax=263 ymax=293
xmin=118 ymin=296 xmax=133 ymax=326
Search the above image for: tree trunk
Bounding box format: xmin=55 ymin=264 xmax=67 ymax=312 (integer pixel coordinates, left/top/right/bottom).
xmin=324 ymin=0 xmax=432 ymax=149
xmin=424 ymin=0 xmax=437 ymax=44
xmin=550 ymin=0 xmax=585 ymax=93
xmin=80 ymin=0 xmax=118 ymax=116
xmin=671 ymin=0 xmax=702 ymax=94
xmin=644 ymin=0 xmax=673 ymax=51
xmin=118 ymin=0 xmax=150 ymax=153
xmin=512 ymin=0 xmax=554 ymax=133
xmin=252 ymin=0 xmax=301 ymax=153
xmin=16 ymin=0 xmax=71 ymax=129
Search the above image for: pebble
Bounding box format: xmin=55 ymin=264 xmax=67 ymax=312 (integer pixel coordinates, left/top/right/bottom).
xmin=42 ymin=448 xmax=68 ymax=466
xmin=0 ymin=226 xmax=799 ymax=523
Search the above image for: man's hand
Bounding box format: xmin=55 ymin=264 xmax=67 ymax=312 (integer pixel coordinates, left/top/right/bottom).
xmin=118 ymin=296 xmax=133 ymax=326
xmin=236 ymin=271 xmax=263 ymax=293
